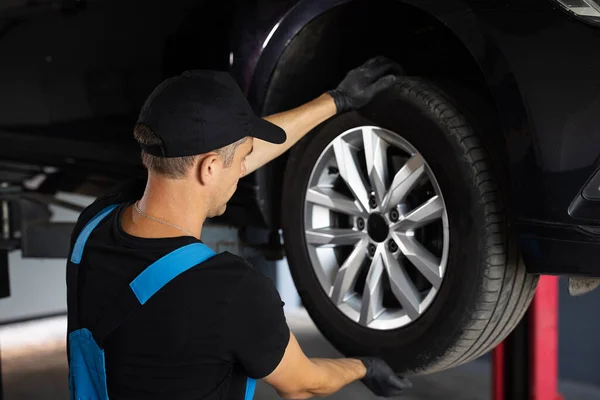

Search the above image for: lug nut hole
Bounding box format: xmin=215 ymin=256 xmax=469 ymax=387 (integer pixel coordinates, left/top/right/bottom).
xmin=369 ymin=195 xmax=377 ymax=209
xmin=357 ymin=218 xmax=365 ymax=230
xmin=368 ymin=244 xmax=376 ymax=257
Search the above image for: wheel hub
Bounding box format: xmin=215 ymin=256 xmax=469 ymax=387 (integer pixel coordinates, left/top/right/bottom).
xmin=367 ymin=213 xmax=389 ymax=242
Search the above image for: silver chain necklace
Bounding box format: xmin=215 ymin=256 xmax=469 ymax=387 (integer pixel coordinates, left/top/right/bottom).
xmin=134 ymin=201 xmax=195 ymax=237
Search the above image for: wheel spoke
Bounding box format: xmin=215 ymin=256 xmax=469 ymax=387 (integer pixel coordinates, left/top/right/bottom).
xmin=333 ymin=137 xmax=371 ymax=212
xmin=330 ymin=238 xmax=369 ymax=304
xmin=306 ymin=187 xmax=367 ymax=217
xmin=306 ymin=228 xmax=366 ymax=247
xmin=382 ymin=247 xmax=421 ymax=320
xmin=359 ymin=249 xmax=385 ymax=326
xmin=381 ymin=154 xmax=426 ymax=212
xmin=362 ymin=127 xmax=389 ymax=205
xmin=392 ymin=195 xmax=444 ymax=232
xmin=392 ymin=232 xmax=442 ymax=288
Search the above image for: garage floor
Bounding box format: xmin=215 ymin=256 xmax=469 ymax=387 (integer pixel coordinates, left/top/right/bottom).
xmin=1 ymin=309 xmax=599 ymax=400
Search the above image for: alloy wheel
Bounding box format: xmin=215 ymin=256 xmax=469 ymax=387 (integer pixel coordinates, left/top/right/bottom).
xmin=303 ymin=126 xmax=450 ymax=330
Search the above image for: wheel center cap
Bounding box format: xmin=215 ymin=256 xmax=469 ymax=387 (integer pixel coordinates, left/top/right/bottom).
xmin=367 ymin=213 xmax=389 ymax=243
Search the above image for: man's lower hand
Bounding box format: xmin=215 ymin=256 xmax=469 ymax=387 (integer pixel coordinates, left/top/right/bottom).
xmin=328 ymin=56 xmax=404 ymax=113
xmin=355 ymin=357 xmax=412 ymax=397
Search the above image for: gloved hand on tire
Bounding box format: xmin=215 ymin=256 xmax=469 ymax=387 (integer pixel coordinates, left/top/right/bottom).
xmin=355 ymin=357 xmax=412 ymax=397
xmin=328 ymin=56 xmax=404 ymax=113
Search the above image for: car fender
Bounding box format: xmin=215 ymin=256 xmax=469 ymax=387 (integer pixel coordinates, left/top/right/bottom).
xmin=234 ymin=0 xmax=531 ymax=154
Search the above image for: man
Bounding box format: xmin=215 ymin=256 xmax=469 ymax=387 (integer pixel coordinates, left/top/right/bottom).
xmin=66 ymin=57 xmax=410 ymax=399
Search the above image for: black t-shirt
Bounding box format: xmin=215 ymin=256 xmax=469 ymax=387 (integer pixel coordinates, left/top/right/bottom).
xmin=66 ymin=179 xmax=290 ymax=399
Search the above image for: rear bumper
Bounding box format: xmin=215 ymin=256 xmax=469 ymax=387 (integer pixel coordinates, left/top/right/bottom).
xmin=517 ymin=221 xmax=600 ymax=277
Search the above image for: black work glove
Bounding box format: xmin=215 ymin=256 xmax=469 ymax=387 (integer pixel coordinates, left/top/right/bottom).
xmin=328 ymin=56 xmax=404 ymax=113
xmin=356 ymin=357 xmax=412 ymax=397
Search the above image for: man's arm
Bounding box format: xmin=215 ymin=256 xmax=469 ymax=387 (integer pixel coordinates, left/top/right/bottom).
xmin=263 ymin=331 xmax=365 ymax=399
xmin=229 ymin=267 xmax=410 ymax=399
xmin=263 ymin=331 xmax=410 ymax=399
xmin=244 ymin=93 xmax=336 ymax=176
xmin=244 ymin=56 xmax=403 ymax=175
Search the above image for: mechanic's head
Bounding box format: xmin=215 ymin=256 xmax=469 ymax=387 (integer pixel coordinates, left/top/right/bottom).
xmin=133 ymin=70 xmax=284 ymax=217
xmin=134 ymin=123 xmax=254 ymax=217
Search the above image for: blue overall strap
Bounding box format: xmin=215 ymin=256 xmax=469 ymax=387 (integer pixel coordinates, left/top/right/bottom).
xmin=244 ymin=377 xmax=257 ymax=400
xmin=129 ymin=243 xmax=215 ymax=304
xmin=71 ymin=204 xmax=119 ymax=265
xmin=68 ymin=204 xmax=119 ymax=334
xmin=67 ymin=203 xmax=119 ymax=400
xmin=91 ymin=242 xmax=216 ymax=346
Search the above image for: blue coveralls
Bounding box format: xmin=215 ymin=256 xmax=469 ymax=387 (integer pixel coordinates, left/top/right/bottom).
xmin=66 ymin=204 xmax=257 ymax=400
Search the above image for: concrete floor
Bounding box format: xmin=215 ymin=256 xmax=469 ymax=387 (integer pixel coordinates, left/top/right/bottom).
xmin=1 ymin=309 xmax=599 ymax=400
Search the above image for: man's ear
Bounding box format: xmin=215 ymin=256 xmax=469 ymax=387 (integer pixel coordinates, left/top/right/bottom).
xmin=197 ymin=154 xmax=220 ymax=185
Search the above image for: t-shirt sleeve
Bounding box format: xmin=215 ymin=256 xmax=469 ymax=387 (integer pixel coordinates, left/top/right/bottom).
xmin=226 ymin=267 xmax=291 ymax=379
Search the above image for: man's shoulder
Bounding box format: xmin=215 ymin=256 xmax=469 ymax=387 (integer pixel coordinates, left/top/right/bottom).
xmin=71 ymin=178 xmax=146 ymax=240
xmin=84 ymin=177 xmax=146 ymax=215
xmin=162 ymin=251 xmax=279 ymax=310
xmin=194 ymin=252 xmax=276 ymax=291
xmin=199 ymin=251 xmax=258 ymax=276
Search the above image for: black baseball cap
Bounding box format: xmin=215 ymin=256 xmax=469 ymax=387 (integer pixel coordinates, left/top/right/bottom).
xmin=136 ymin=70 xmax=286 ymax=157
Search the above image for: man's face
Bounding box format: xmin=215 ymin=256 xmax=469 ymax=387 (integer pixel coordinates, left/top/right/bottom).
xmin=208 ymin=138 xmax=254 ymax=217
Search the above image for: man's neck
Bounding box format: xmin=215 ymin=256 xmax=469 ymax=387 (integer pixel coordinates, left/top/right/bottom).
xmin=122 ymin=177 xmax=207 ymax=240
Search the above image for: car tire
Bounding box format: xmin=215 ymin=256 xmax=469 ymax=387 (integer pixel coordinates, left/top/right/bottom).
xmin=281 ymin=77 xmax=539 ymax=374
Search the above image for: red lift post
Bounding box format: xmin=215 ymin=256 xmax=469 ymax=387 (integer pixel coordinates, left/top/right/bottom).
xmin=492 ymin=275 xmax=562 ymax=400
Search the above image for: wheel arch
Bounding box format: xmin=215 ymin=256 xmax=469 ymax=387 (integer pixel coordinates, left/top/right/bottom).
xmin=250 ymin=0 xmax=532 ymax=230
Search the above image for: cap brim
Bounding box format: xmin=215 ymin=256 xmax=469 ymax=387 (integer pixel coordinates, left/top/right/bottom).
xmin=251 ymin=116 xmax=287 ymax=144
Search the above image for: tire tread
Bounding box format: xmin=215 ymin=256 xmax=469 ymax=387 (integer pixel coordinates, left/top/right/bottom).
xmin=395 ymin=78 xmax=538 ymax=372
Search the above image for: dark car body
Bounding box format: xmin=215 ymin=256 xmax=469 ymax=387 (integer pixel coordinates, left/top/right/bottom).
xmin=1 ymin=0 xmax=599 ymax=276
